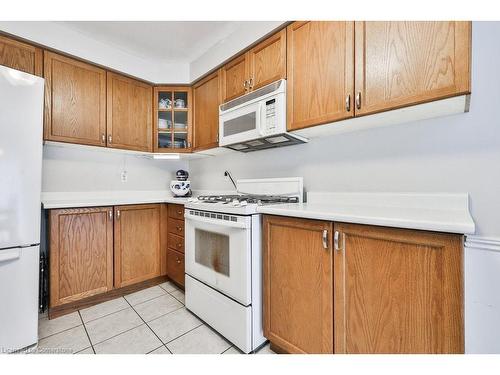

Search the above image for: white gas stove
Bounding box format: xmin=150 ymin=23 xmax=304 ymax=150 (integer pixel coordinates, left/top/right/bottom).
xmin=184 ymin=177 xmax=303 ymax=353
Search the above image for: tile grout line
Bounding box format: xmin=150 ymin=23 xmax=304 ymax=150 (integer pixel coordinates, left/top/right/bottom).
xmin=146 ymin=344 xmax=166 ymax=354
xmin=164 ymin=323 xmax=204 ymax=346
xmin=38 ymin=322 xmax=83 ymax=341
xmin=81 ymin=304 xmax=130 ymax=324
xmin=123 ymin=294 xmax=173 ymax=353
xmin=77 ymin=310 xmax=96 ymax=354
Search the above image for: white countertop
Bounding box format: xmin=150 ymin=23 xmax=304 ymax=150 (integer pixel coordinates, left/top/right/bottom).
xmin=41 ymin=190 xmax=189 ymax=209
xmin=256 ymin=192 xmax=475 ymax=234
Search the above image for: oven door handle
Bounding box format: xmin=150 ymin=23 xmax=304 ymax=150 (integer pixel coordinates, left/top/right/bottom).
xmin=185 ymin=213 xmax=250 ymax=229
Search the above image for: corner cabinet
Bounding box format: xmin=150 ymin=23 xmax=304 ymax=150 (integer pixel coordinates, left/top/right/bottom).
xmin=153 ymin=86 xmax=192 ymax=152
xmin=193 ymin=71 xmax=221 ymax=151
xmin=0 ymin=35 xmax=42 ymax=76
xmin=263 ymin=215 xmax=334 ymax=354
xmin=354 ymin=21 xmax=471 ymax=116
xmin=107 ymin=72 xmax=153 ymax=152
xmin=44 ymin=52 xmax=107 ymax=146
xmin=333 ymin=223 xmax=464 ymax=354
xmin=49 ymin=207 xmax=114 ymax=307
xmin=286 ymin=21 xmax=355 ymax=131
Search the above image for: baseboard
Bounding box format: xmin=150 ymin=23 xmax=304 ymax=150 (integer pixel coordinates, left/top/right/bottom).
xmin=48 ymin=275 xmax=169 ymax=319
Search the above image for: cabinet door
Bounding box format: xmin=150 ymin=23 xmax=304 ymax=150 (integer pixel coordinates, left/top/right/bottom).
xmin=220 ymin=54 xmax=248 ymax=102
xmin=263 ymin=215 xmax=333 ymax=354
xmin=247 ymin=29 xmax=286 ymax=91
xmin=333 ymin=223 xmax=464 ymax=354
xmin=114 ymin=204 xmax=161 ymax=288
xmin=49 ymin=207 xmax=113 ymax=307
xmin=0 ymin=35 xmax=42 ymax=76
xmin=107 ymin=72 xmax=153 ymax=152
xmin=44 ymin=52 xmax=107 ymax=146
xmin=287 ymin=21 xmax=355 ymax=131
xmin=193 ymin=71 xmax=220 ymax=151
xmin=354 ymin=21 xmax=471 ymax=116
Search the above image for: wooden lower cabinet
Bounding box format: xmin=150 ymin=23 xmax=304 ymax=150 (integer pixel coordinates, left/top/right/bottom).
xmin=263 ymin=215 xmax=334 ymax=354
xmin=263 ymin=215 xmax=464 ymax=354
xmin=333 ymin=223 xmax=464 ymax=354
xmin=166 ymin=204 xmax=185 ymax=287
xmin=114 ymin=204 xmax=161 ymax=288
xmin=49 ymin=207 xmax=114 ymax=307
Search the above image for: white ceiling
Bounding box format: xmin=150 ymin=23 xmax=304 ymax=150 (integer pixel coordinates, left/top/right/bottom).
xmin=59 ymin=21 xmax=247 ymax=64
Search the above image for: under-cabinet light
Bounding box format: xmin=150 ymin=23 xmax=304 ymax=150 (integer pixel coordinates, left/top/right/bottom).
xmin=152 ymin=154 xmax=181 ymax=160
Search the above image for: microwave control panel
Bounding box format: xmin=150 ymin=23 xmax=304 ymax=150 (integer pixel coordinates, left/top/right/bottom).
xmin=264 ymin=98 xmax=277 ymax=132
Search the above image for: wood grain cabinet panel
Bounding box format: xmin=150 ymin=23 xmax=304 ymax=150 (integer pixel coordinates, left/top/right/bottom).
xmin=168 ymin=204 xmax=184 ymax=220
xmin=44 ymin=52 xmax=107 ymax=146
xmin=167 ymin=249 xmax=185 ymax=287
xmin=49 ymin=207 xmax=113 ymax=307
xmin=354 ymin=21 xmax=471 ymax=116
xmin=114 ymin=204 xmax=161 ymax=288
xmin=263 ymin=215 xmax=333 ymax=354
xmin=107 ymin=72 xmax=153 ymax=152
xmin=0 ymin=35 xmax=42 ymax=76
xmin=333 ymin=223 xmax=464 ymax=354
xmin=168 ymin=233 xmax=184 ymax=254
xmin=286 ymin=21 xmax=355 ymax=131
xmin=247 ymin=28 xmax=286 ymax=90
xmin=220 ymin=54 xmax=248 ymax=102
xmin=193 ymin=71 xmax=220 ymax=151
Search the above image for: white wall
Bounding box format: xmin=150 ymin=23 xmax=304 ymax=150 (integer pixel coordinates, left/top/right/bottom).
xmin=0 ymin=21 xmax=189 ymax=83
xmin=188 ymin=21 xmax=500 ymax=353
xmin=42 ymin=145 xmax=187 ymax=192
xmin=189 ymin=21 xmax=285 ymax=81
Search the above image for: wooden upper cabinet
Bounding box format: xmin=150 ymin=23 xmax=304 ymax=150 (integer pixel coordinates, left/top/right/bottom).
xmin=114 ymin=204 xmax=161 ymax=288
xmin=107 ymin=72 xmax=153 ymax=152
xmin=193 ymin=71 xmax=220 ymax=151
xmin=263 ymin=215 xmax=333 ymax=354
xmin=287 ymin=21 xmax=355 ymax=131
xmin=49 ymin=207 xmax=114 ymax=307
xmin=220 ymin=54 xmax=247 ymax=102
xmin=247 ymin=28 xmax=286 ymax=91
xmin=333 ymin=223 xmax=464 ymax=354
xmin=0 ymin=35 xmax=42 ymax=76
xmin=354 ymin=21 xmax=471 ymax=116
xmin=44 ymin=52 xmax=107 ymax=146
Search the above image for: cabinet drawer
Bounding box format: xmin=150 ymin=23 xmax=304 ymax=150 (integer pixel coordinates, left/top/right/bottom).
xmin=168 ymin=218 xmax=185 ymax=236
xmin=168 ymin=204 xmax=184 ymax=220
xmin=168 ymin=233 xmax=184 ymax=253
xmin=167 ymin=249 xmax=185 ymax=287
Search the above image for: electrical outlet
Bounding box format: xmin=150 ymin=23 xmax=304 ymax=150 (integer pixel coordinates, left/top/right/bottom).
xmin=121 ymin=170 xmax=128 ymax=183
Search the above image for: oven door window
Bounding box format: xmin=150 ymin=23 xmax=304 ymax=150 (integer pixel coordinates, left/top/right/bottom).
xmin=223 ymin=112 xmax=257 ymax=137
xmin=194 ymin=229 xmax=230 ymax=277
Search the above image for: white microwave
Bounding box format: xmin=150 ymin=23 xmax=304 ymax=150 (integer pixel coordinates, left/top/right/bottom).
xmin=219 ymin=79 xmax=307 ymax=152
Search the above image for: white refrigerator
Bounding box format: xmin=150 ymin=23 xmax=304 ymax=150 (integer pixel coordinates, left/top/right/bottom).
xmin=0 ymin=65 xmax=44 ymax=352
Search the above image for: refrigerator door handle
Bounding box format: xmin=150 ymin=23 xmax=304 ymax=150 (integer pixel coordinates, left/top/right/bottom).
xmin=0 ymin=248 xmax=21 ymax=263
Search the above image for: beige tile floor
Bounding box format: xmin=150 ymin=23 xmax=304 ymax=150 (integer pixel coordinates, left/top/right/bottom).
xmin=35 ymin=282 xmax=275 ymax=355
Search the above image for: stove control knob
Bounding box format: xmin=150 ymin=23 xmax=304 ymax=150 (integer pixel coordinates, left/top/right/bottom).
xmin=240 ymin=200 xmax=248 ymax=207
xmin=232 ymin=199 xmax=240 ymax=206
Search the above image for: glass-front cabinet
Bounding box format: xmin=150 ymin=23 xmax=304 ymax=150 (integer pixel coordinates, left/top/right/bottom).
xmin=154 ymin=87 xmax=192 ymax=152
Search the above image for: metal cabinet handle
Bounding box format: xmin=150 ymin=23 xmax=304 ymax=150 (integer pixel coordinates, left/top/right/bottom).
xmin=322 ymin=229 xmax=328 ymax=249
xmin=177 ymin=243 xmax=182 ymax=248
xmin=177 ymin=210 xmax=182 ymax=215
xmin=243 ymin=80 xmax=248 ymax=90
xmin=116 ymin=210 xmax=120 ymax=220
xmin=176 ymin=257 xmax=181 ymax=264
xmin=176 ymin=226 xmax=182 ymax=231
xmin=345 ymin=94 xmax=351 ymax=112
xmin=108 ymin=210 xmax=113 ymax=220
xmin=334 ymin=231 xmax=344 ymax=252
xmin=108 ymin=134 xmax=112 ymax=144
xmin=355 ymin=92 xmax=362 ymax=110
xmin=101 ymin=133 xmax=106 ymax=143
xmin=248 ymin=77 xmax=254 ymax=89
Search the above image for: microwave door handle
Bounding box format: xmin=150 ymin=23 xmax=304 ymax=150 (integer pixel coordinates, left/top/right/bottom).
xmin=257 ymin=102 xmax=265 ymax=136
xmin=185 ymin=212 xmax=250 ymax=229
